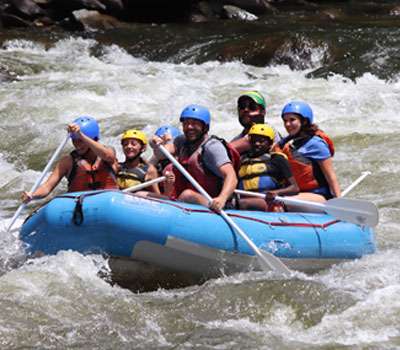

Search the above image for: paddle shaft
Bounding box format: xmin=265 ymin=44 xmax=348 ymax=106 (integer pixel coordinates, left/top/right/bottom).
xmin=341 ymin=171 xmax=371 ymax=197
xmin=158 ymin=145 xmax=291 ymax=275
xmin=234 ymin=189 xmax=378 ymax=227
xmin=122 ymin=176 xmax=166 ymax=193
xmin=7 ymin=134 xmax=70 ymax=232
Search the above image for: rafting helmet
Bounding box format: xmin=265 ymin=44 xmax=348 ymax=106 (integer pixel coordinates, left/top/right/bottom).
xmin=180 ymin=104 xmax=211 ymax=128
xmin=71 ymin=116 xmax=100 ymax=140
xmin=238 ymin=91 xmax=266 ymax=109
xmin=121 ymin=129 xmax=148 ymax=145
xmin=248 ymin=124 xmax=275 ymax=141
xmin=155 ymin=125 xmax=182 ymax=139
xmin=281 ymin=101 xmax=314 ymax=124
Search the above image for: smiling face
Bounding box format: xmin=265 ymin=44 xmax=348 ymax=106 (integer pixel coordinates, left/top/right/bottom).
xmin=249 ymin=134 xmax=272 ymax=156
xmin=182 ymin=118 xmax=206 ymax=143
xmin=121 ymin=138 xmax=145 ymax=160
xmin=72 ymin=138 xmax=90 ymax=156
xmin=283 ymin=113 xmax=303 ymax=136
xmin=238 ymin=96 xmax=265 ymax=128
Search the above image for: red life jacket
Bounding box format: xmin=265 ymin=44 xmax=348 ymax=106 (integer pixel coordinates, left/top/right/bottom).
xmin=275 ymin=131 xmax=334 ymax=192
xmin=172 ymin=135 xmax=239 ymax=199
xmin=67 ymin=151 xmax=118 ymax=192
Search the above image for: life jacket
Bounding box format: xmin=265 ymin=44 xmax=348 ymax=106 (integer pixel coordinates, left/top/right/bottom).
xmin=172 ymin=135 xmax=240 ymax=199
xmin=275 ymin=131 xmax=334 ymax=192
xmin=315 ymin=129 xmax=335 ymax=156
xmin=67 ymin=151 xmax=118 ymax=192
xmin=116 ymin=160 xmax=149 ymax=190
xmin=238 ymin=152 xmax=287 ymax=192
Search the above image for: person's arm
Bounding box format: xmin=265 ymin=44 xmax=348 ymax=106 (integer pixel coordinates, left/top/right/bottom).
xmin=144 ymin=163 xmax=161 ymax=194
xmin=149 ymin=135 xmax=176 ymax=165
xmin=21 ymin=155 xmax=71 ymax=203
xmin=267 ymin=176 xmax=299 ymax=198
xmin=318 ymin=157 xmax=341 ymax=198
xmin=266 ymin=155 xmax=299 ymax=197
xmin=68 ymin=123 xmax=116 ymax=165
xmin=209 ymin=163 xmax=238 ymax=211
xmin=229 ymin=135 xmax=251 ymax=154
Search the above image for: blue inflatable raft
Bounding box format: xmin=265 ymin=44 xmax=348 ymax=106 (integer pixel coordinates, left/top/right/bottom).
xmin=20 ymin=190 xmax=376 ymax=286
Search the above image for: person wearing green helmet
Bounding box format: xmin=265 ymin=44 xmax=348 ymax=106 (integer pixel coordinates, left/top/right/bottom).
xmin=230 ymin=91 xmax=281 ymax=155
xmin=21 ymin=116 xmax=118 ymax=203
xmin=116 ymin=129 xmax=159 ymax=193
xmin=237 ymin=124 xmax=299 ymax=212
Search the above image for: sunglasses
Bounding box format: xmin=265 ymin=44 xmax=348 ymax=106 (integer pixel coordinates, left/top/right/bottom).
xmin=238 ymin=99 xmax=259 ymax=111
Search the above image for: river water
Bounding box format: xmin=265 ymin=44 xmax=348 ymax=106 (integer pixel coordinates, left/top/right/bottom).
xmin=0 ymin=17 xmax=399 ymax=349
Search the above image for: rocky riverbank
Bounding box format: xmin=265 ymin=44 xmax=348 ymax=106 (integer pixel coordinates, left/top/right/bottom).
xmin=1 ymin=0 xmax=400 ymax=31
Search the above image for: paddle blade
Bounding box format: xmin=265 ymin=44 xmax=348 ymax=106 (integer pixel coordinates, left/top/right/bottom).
xmin=326 ymin=198 xmax=379 ymax=227
xmin=258 ymin=250 xmax=291 ymax=276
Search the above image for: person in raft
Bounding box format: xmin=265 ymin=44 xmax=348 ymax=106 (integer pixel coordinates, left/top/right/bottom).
xmin=274 ymin=101 xmax=341 ymax=203
xmin=21 ymin=116 xmax=118 ymax=203
xmin=151 ymin=125 xmax=182 ymax=196
xmin=237 ymin=124 xmax=299 ymax=212
xmin=150 ymin=104 xmax=238 ymax=211
xmin=230 ymin=91 xmax=280 ymax=155
xmin=116 ymin=129 xmax=159 ymax=193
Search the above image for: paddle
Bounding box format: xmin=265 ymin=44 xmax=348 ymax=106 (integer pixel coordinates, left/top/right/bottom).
xmin=122 ymin=176 xmax=166 ymax=193
xmin=6 ymin=134 xmax=70 ymax=232
xmin=342 ymin=171 xmax=371 ymax=197
xmin=158 ymin=145 xmax=291 ymax=276
xmin=234 ymin=189 xmax=379 ymax=227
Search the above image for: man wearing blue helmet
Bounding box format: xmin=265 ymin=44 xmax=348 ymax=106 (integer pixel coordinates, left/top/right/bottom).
xmin=151 ymin=105 xmax=238 ymax=211
xmin=274 ymin=101 xmax=341 ymax=203
xmin=22 ymin=116 xmax=118 ymax=203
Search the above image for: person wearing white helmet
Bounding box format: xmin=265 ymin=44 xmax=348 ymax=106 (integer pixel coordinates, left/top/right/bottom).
xmin=21 ymin=116 xmax=118 ymax=203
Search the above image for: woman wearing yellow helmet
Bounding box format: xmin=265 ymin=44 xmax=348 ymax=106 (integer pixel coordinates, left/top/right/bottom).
xmin=237 ymin=124 xmax=299 ymax=212
xmin=117 ymin=129 xmax=159 ymax=193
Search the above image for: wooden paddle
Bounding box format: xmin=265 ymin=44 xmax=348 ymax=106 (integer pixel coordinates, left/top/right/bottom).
xmin=7 ymin=134 xmax=70 ymax=232
xmin=235 ymin=189 xmax=379 ymax=227
xmin=158 ymin=145 xmax=291 ymax=276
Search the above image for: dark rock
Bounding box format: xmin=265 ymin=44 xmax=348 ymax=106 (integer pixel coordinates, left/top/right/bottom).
xmin=52 ymin=0 xmax=106 ymax=12
xmin=10 ymin=0 xmax=44 ymax=17
xmin=320 ymin=8 xmax=345 ymax=21
xmin=0 ymin=12 xmax=32 ymax=27
xmin=390 ymin=5 xmax=400 ymax=16
xmin=99 ymin=0 xmax=124 ymax=12
xmin=223 ymin=5 xmax=258 ymax=21
xmin=189 ymin=12 xmax=209 ymax=23
xmin=72 ymin=9 xmax=128 ymax=30
xmin=33 ymin=15 xmax=53 ymax=26
xmin=121 ymin=0 xmax=194 ymax=22
xmin=218 ymin=36 xmax=285 ymax=66
xmin=222 ymin=0 xmax=274 ymax=15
